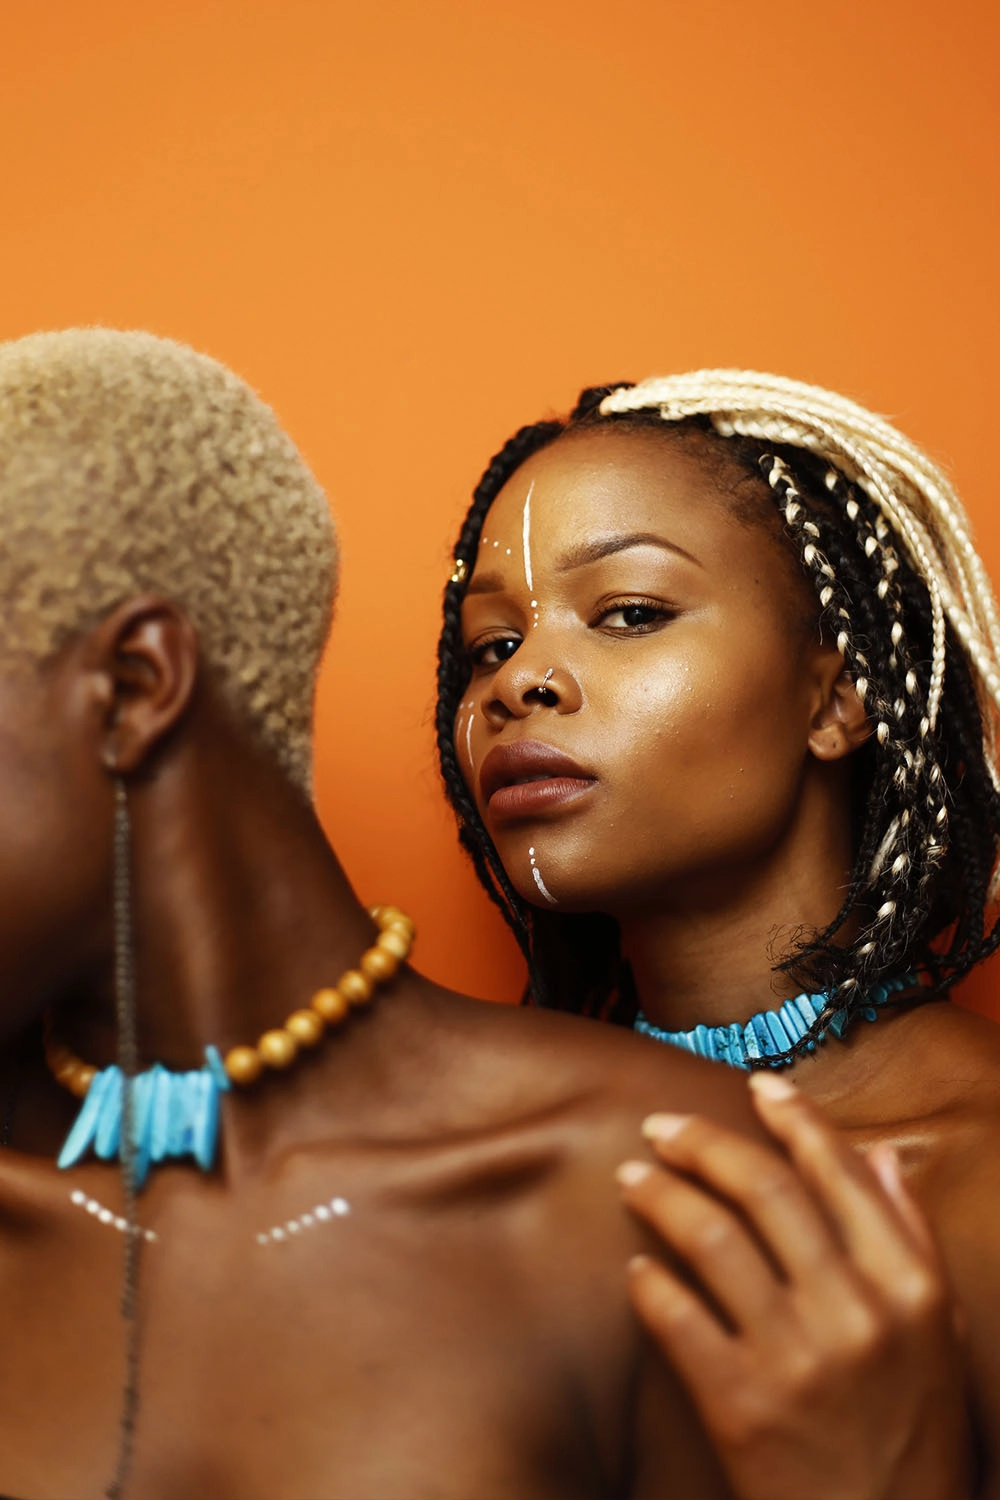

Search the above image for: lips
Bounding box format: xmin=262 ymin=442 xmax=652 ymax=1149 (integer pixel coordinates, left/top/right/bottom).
xmin=479 ymin=741 xmax=597 ymax=823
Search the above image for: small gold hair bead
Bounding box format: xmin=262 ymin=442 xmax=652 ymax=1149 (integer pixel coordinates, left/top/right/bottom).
xmin=449 ymin=557 xmax=468 ymax=585
xmin=258 ymin=1030 xmax=298 ymax=1069
xmin=284 ymin=1009 xmax=325 ymax=1047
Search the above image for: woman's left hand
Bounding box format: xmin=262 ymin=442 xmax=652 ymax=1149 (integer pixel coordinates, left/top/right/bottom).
xmin=617 ymin=1073 xmax=972 ymax=1500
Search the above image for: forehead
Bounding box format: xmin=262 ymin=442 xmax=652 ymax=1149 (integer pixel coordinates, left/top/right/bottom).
xmin=479 ymin=426 xmax=787 ymax=579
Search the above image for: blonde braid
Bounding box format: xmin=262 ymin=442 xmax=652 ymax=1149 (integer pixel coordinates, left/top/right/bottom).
xmin=600 ymin=372 xmax=1000 ymax=785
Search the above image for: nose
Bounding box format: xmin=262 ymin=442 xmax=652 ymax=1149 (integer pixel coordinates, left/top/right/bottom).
xmin=482 ymin=654 xmax=582 ymax=726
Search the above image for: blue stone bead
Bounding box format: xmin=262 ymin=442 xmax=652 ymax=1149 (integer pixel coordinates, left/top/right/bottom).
xmin=744 ymin=1023 xmax=762 ymax=1061
xmin=57 ymin=1065 xmax=117 ymax=1169
xmin=693 ymin=1024 xmax=712 ymax=1058
xmin=765 ymin=1012 xmax=790 ymax=1053
xmin=203 ymin=1045 xmax=232 ymax=1092
xmin=94 ymin=1067 xmax=124 ymax=1159
xmin=795 ymin=993 xmax=818 ymax=1026
xmin=165 ymin=1073 xmax=192 ymax=1157
xmin=192 ymin=1072 xmax=221 ymax=1171
xmin=828 ymin=1009 xmax=848 ymax=1040
xmin=752 ymin=1014 xmax=776 ymax=1056
xmin=149 ymin=1065 xmax=172 ymax=1162
xmin=779 ymin=1004 xmax=806 ymax=1041
xmin=863 ymin=1005 xmax=879 ymax=1022
xmin=129 ymin=1072 xmax=156 ymax=1189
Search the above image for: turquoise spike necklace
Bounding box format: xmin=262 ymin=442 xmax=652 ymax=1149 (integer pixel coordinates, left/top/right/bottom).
xmin=633 ymin=973 xmax=920 ymax=1070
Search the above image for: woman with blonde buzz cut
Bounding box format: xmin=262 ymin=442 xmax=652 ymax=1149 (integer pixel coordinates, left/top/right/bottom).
xmin=439 ymin=369 xmax=1000 ymax=1500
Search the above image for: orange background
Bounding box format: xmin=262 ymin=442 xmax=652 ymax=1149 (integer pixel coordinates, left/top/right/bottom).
xmin=2 ymin=0 xmax=998 ymax=1015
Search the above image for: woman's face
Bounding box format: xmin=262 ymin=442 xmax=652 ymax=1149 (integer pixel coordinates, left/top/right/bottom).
xmin=456 ymin=426 xmax=845 ymax=916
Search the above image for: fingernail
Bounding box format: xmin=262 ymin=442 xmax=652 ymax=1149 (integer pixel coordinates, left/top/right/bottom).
xmin=616 ymin=1160 xmax=653 ymax=1187
xmin=642 ymin=1112 xmax=689 ymax=1141
xmin=748 ymin=1071 xmax=798 ymax=1101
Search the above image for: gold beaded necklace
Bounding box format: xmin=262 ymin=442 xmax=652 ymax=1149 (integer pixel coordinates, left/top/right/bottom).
xmin=44 ymin=905 xmax=415 ymax=1183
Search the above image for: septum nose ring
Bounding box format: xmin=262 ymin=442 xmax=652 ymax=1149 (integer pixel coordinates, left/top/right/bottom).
xmin=538 ymin=667 xmax=556 ymax=702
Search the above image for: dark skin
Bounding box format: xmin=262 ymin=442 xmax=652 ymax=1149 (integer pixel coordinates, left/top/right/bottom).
xmin=459 ymin=426 xmax=992 ymax=1500
xmin=0 ymin=595 xmax=773 ymax=1500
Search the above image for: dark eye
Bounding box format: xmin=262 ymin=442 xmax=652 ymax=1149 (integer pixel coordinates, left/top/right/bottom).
xmin=598 ymin=600 xmax=672 ymax=632
xmin=470 ymin=634 xmax=521 ymax=668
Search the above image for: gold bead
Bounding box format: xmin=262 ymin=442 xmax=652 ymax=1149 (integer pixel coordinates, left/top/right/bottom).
xmin=225 ymin=1045 xmax=264 ymax=1086
xmin=285 ymin=1009 xmax=325 ymax=1047
xmin=360 ymin=946 xmax=398 ymax=982
xmin=312 ymin=986 xmax=350 ymax=1024
xmin=69 ymin=1064 xmax=97 ymax=1099
xmin=258 ymin=1030 xmax=298 ymax=1069
xmin=377 ymin=927 xmax=410 ymax=960
xmin=378 ymin=905 xmax=413 ymax=932
xmin=54 ymin=1056 xmax=81 ymax=1087
xmin=368 ymin=904 xmax=386 ymax=923
xmin=338 ymin=968 xmax=374 ymax=1005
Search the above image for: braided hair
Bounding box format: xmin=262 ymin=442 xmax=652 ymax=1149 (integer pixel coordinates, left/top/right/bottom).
xmin=436 ymin=372 xmax=1000 ymax=1057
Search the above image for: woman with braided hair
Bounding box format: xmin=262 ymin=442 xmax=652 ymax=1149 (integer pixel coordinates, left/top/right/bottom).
xmin=438 ymin=371 xmax=1000 ymax=1500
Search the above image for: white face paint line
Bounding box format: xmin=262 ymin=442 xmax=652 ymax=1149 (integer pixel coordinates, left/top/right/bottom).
xmin=528 ymin=845 xmax=558 ymax=906
xmin=521 ymin=480 xmax=535 ymax=594
xmin=464 ymin=701 xmax=475 ymax=768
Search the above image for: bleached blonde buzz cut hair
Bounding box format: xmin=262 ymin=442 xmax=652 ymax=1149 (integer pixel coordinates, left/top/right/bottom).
xmin=0 ymin=328 xmax=337 ymax=793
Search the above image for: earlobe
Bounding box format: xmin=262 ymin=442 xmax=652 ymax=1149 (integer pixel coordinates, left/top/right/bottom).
xmin=808 ymin=665 xmax=872 ymax=763
xmin=92 ymin=597 xmax=200 ymax=775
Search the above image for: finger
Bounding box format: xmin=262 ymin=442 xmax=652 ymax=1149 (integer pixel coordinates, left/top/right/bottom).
xmin=868 ymin=1143 xmax=936 ymax=1256
xmin=626 ymin=1251 xmax=741 ymax=1397
xmin=617 ymin=1159 xmax=785 ymax=1334
xmin=637 ymin=1111 xmax=843 ymax=1286
xmin=748 ymin=1073 xmax=948 ymax=1301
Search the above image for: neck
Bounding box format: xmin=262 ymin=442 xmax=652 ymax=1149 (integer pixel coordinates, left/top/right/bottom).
xmin=619 ymin=780 xmax=855 ymax=1031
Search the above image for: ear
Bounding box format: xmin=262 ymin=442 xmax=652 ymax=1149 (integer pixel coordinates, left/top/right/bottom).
xmin=85 ymin=596 xmax=200 ymax=775
xmin=807 ymin=649 xmax=872 ymax=763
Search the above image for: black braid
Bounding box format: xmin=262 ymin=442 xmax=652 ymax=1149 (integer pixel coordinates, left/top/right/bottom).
xmin=435 ymin=389 xmax=1000 ymax=1048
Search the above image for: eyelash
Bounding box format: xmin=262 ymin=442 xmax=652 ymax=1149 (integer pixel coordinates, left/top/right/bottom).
xmin=467 ymin=597 xmax=674 ymax=669
xmin=594 ymin=596 xmax=675 ymax=633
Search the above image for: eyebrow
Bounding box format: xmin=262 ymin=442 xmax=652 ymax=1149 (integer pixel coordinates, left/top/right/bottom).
xmin=555 ymin=531 xmax=704 ymax=572
xmin=463 ymin=531 xmax=703 ymax=597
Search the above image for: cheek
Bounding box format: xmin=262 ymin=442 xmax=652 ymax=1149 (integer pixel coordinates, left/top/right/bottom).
xmin=453 ymin=697 xmax=479 ymax=796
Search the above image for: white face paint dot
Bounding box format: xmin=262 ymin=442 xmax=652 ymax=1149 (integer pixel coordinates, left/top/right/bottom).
xmin=271 ymin=1226 xmax=286 ymax=1242
xmin=300 ymin=1213 xmax=315 ymax=1228
xmin=71 ymin=1190 xmax=86 ymax=1206
xmin=144 ymin=1229 xmax=158 ymax=1243
xmin=113 ymin=1217 xmax=128 ymax=1232
xmin=286 ymin=1220 xmax=301 ymax=1234
xmin=97 ymin=1209 xmax=113 ymax=1225
xmin=493 ymin=539 xmax=499 ymax=547
xmin=256 ymin=1232 xmax=270 ymax=1245
xmin=506 ymin=547 xmax=512 ymax=555
xmin=314 ymin=1204 xmax=331 ymax=1221
xmin=86 ymin=1199 xmax=100 ymax=1215
xmin=331 ymin=1197 xmax=351 ymax=1216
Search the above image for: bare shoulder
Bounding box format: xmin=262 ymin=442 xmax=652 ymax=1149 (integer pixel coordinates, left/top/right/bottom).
xmin=406 ymin=977 xmax=763 ymax=1164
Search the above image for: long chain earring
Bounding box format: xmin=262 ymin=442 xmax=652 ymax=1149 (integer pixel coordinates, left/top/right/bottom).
xmin=106 ymin=776 xmax=142 ymax=1500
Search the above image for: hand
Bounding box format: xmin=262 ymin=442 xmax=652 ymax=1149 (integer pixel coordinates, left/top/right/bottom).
xmin=617 ymin=1073 xmax=972 ymax=1500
